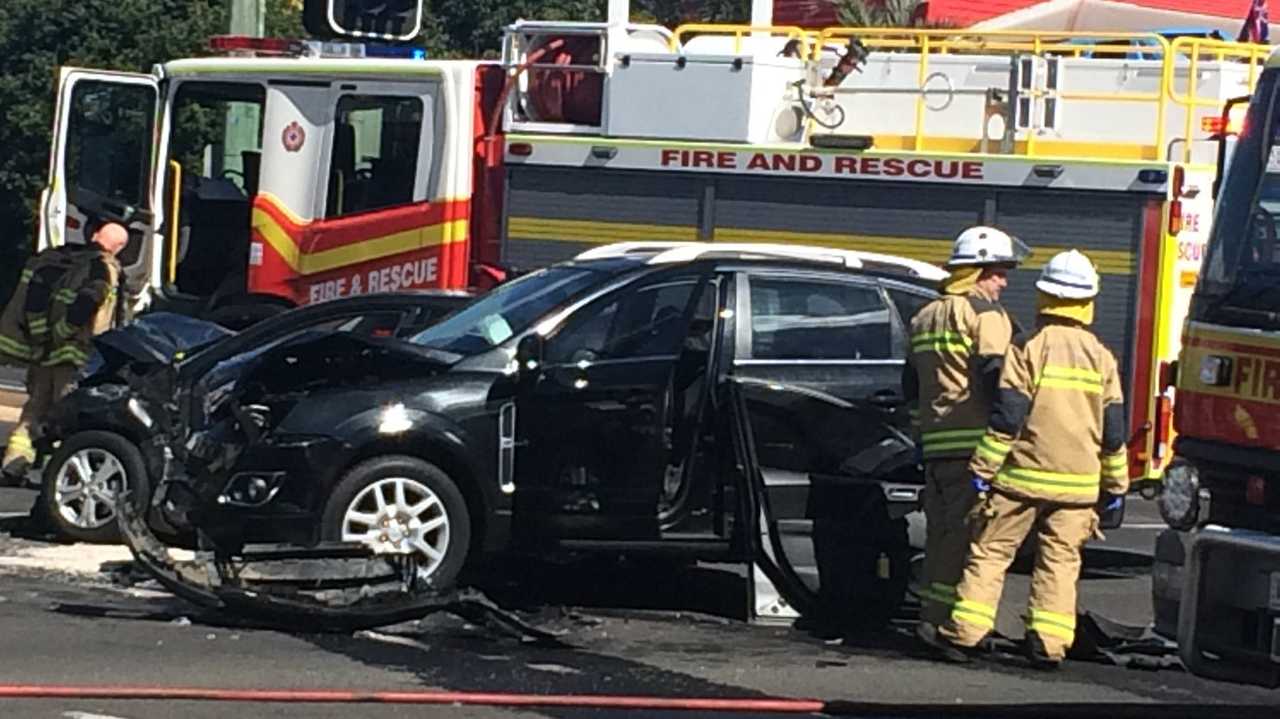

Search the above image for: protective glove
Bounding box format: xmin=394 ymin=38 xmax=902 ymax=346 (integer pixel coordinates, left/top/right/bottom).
xmin=1100 ymin=493 xmax=1124 ymax=512
xmin=971 ymin=476 xmax=991 ymax=494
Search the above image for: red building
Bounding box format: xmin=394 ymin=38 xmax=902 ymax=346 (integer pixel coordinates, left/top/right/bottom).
xmin=773 ymin=0 xmax=1278 ymax=34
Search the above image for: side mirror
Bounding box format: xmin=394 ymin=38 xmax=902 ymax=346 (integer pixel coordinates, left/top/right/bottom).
xmin=515 ymin=334 xmax=544 ymax=373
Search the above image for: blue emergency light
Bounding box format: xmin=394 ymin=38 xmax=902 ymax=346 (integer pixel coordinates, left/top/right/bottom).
xmin=362 ymin=43 xmax=427 ymax=60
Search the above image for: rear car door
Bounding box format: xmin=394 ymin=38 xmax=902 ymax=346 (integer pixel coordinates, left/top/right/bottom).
xmin=730 ymin=269 xmax=919 ymax=619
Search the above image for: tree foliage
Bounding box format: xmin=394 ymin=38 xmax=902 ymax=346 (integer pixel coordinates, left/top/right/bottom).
xmin=0 ymin=0 xmax=228 ymax=300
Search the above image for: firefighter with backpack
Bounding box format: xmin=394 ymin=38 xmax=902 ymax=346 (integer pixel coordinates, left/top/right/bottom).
xmin=0 ymin=222 xmax=129 ymax=485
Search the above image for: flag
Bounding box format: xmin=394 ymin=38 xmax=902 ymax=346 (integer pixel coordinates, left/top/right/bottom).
xmin=1239 ymin=0 xmax=1270 ymax=44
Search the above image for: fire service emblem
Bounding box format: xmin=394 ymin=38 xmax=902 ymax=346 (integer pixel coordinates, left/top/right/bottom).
xmin=282 ymin=121 xmax=306 ymax=152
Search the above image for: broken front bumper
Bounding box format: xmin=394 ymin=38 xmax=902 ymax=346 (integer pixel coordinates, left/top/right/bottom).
xmin=116 ymin=493 xmax=546 ymax=635
xmin=1179 ymin=525 xmax=1280 ymax=687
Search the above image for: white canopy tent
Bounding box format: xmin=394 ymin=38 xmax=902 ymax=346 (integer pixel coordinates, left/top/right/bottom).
xmin=972 ymin=0 xmax=1249 ymax=37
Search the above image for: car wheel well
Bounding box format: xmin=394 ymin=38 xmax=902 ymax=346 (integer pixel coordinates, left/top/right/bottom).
xmin=52 ymin=419 xmax=147 ymax=450
xmin=343 ymin=438 xmax=487 ymax=557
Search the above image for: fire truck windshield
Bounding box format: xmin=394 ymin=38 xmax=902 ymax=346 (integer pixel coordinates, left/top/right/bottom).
xmin=1195 ymin=69 xmax=1280 ymax=326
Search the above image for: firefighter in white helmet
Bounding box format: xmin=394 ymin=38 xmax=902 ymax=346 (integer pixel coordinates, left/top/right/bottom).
xmin=925 ymin=250 xmax=1129 ymax=668
xmin=903 ymin=226 xmax=1029 ymax=642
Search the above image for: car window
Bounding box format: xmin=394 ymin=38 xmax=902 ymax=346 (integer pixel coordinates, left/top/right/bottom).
xmin=886 ymin=287 xmax=931 ymax=357
xmin=546 ymin=275 xmax=701 ymax=364
xmin=410 ymin=265 xmax=612 ymax=356
xmin=748 ymin=276 xmax=892 ymax=360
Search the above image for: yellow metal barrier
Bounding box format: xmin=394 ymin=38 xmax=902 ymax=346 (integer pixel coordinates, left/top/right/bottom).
xmin=815 ymin=27 xmax=1175 ymax=158
xmin=669 ymin=23 xmax=811 ymax=55
xmin=1166 ymin=37 xmax=1271 ymax=163
xmin=666 ymin=24 xmax=1272 ymax=162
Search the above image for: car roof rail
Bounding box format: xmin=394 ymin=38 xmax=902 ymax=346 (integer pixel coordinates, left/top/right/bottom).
xmin=575 ymin=242 xmax=945 ymax=281
xmin=574 ymin=242 xmax=697 ymax=260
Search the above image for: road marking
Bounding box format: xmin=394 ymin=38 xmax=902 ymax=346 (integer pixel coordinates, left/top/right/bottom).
xmin=1118 ymin=523 xmax=1170 ymax=530
xmin=0 ymin=512 xmax=29 ymax=519
xmin=0 ymin=544 xmax=132 ymax=576
xmin=63 ymin=712 xmax=131 ymax=719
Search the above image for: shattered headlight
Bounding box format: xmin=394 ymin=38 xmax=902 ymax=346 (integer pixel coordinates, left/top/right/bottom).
xmin=1158 ymin=458 xmax=1200 ymax=530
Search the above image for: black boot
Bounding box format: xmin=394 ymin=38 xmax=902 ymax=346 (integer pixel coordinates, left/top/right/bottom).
xmin=1024 ymin=630 xmax=1063 ymax=670
xmin=915 ymin=622 xmax=972 ymax=664
xmin=0 ymin=456 xmax=30 ymax=487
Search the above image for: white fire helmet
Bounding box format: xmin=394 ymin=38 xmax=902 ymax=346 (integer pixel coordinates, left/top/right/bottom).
xmin=946 ymin=226 xmax=1030 ymax=268
xmin=1036 ymin=250 xmax=1100 ymax=299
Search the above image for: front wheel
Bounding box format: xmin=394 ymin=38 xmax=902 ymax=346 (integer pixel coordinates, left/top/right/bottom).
xmin=42 ymin=431 xmax=150 ymax=544
xmin=321 ymin=456 xmax=471 ymax=590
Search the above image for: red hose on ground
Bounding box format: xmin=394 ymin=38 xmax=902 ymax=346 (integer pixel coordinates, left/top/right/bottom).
xmin=0 ymin=685 xmax=825 ymax=713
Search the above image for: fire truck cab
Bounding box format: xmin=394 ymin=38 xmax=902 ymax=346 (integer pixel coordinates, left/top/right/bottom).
xmin=38 ymin=40 xmax=500 ymax=327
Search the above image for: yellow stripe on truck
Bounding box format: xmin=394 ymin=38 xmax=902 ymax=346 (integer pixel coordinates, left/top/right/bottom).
xmin=507 ymin=217 xmax=697 ymax=243
xmin=253 ymin=208 xmax=469 ymax=276
xmin=506 ymin=218 xmax=1136 ymax=276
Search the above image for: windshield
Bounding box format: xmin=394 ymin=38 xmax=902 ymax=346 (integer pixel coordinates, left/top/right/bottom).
xmin=1195 ymin=69 xmax=1280 ymax=323
xmin=409 ymin=264 xmax=615 ymax=355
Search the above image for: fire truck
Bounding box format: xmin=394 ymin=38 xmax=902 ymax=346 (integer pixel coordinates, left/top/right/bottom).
xmin=35 ymin=1 xmax=1268 ymax=488
xmin=1160 ymin=48 xmax=1280 ymax=685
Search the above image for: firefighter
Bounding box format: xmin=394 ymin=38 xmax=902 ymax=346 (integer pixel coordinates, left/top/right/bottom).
xmin=0 ymin=222 xmax=129 ymax=485
xmin=904 ymin=225 xmax=1028 ymax=641
xmin=927 ymin=250 xmax=1129 ymax=668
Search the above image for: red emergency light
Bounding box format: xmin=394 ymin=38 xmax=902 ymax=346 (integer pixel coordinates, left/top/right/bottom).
xmin=209 ymin=35 xmax=305 ymax=56
xmin=1202 ymin=104 xmax=1248 ymax=136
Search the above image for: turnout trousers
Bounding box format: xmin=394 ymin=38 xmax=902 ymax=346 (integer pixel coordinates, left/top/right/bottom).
xmin=2 ymin=365 xmax=77 ymax=474
xmin=938 ymin=491 xmax=1097 ymax=660
xmin=919 ymin=459 xmax=978 ymax=626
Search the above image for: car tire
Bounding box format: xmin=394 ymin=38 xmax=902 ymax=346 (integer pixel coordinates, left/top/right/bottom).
xmin=42 ymin=431 xmax=150 ymax=544
xmin=322 ymin=456 xmax=471 ymax=590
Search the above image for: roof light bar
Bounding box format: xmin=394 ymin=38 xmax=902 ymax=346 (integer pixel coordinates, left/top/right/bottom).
xmin=209 ymin=35 xmax=305 ymax=56
xmin=208 ymin=35 xmax=427 ymax=60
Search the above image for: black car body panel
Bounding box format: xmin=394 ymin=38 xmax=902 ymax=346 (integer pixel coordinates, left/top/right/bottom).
xmin=65 ymin=255 xmax=939 ymax=615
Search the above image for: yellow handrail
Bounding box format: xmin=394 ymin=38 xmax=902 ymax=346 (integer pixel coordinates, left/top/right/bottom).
xmin=669 ymin=23 xmax=810 ymax=55
xmin=1165 ymin=37 xmax=1270 ymax=162
xmin=167 ymin=160 xmax=182 ymax=286
xmin=660 ymin=24 xmax=1273 ymax=162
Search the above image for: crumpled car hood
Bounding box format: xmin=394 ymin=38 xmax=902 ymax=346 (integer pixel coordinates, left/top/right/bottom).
xmin=85 ymin=312 xmax=234 ymax=378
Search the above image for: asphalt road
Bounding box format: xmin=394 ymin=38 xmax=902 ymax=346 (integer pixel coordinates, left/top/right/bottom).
xmin=1 ymin=413 xmax=1278 ymax=718
xmin=0 ymin=366 xmax=22 ymax=391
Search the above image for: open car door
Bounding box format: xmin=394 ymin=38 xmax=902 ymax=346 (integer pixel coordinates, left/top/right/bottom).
xmin=726 ymin=377 xmax=920 ymax=628
xmin=39 ymin=68 xmax=160 ymax=299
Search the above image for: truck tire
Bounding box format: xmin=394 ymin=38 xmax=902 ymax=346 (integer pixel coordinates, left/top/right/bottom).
xmin=41 ymin=431 xmax=150 ymax=544
xmin=322 ymin=456 xmax=471 ymax=590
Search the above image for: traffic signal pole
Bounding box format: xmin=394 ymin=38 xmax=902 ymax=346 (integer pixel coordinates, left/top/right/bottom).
xmin=225 ymin=0 xmax=266 ymax=188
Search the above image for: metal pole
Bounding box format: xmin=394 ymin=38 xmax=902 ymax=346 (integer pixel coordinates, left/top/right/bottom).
xmin=225 ymin=0 xmax=265 ymax=184
xmin=230 ymin=0 xmax=265 ymax=37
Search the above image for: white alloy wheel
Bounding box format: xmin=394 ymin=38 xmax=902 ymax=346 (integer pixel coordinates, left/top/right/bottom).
xmin=342 ymin=476 xmax=451 ymax=578
xmin=53 ymin=448 xmax=126 ymax=530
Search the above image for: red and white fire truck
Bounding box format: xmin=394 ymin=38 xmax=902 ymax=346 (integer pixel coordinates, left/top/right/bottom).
xmin=1158 ymin=48 xmax=1280 ymax=684
xmin=35 ymin=1 xmax=1268 ymax=486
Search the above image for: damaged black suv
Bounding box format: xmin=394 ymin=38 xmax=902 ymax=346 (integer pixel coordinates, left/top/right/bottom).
xmin=112 ymin=243 xmax=942 ymax=617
